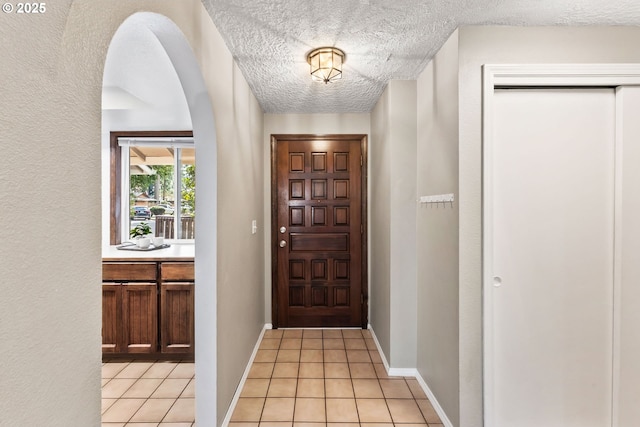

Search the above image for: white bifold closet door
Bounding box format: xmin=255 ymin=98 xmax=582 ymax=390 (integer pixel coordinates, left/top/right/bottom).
xmin=491 ymin=88 xmax=616 ymax=427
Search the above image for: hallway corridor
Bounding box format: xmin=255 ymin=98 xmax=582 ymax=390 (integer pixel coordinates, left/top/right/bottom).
xmin=229 ymin=328 xmax=444 ymax=426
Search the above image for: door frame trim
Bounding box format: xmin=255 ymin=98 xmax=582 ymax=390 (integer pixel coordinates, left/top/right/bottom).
xmin=270 ymin=134 xmax=369 ymax=329
xmin=482 ymin=64 xmax=640 ymax=426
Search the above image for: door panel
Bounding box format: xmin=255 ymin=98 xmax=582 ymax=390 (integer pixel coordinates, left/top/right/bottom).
xmin=102 ymin=284 xmax=120 ymax=353
xmin=161 ymin=283 xmax=194 ymax=354
xmin=273 ymin=135 xmax=366 ymax=328
xmin=122 ymin=283 xmax=158 ymax=353
xmin=616 ymin=86 xmax=640 ymax=426
xmin=490 ymin=89 xmax=615 ymax=426
xmin=290 ymin=233 xmax=349 ymax=251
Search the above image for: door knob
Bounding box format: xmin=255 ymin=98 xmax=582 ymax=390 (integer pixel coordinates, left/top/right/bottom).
xmin=280 ymin=226 xmax=286 ymax=234
xmin=279 ymin=240 xmax=287 ymax=248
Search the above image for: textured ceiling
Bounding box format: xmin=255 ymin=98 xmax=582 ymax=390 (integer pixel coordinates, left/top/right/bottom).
xmin=201 ymin=0 xmax=640 ymax=113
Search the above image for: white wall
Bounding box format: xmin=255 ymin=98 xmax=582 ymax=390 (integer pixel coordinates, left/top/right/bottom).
xmin=457 ymin=26 xmax=640 ymax=427
xmin=370 ymin=91 xmax=393 ymax=358
xmin=388 ymin=81 xmax=418 ymax=368
xmin=416 ymin=31 xmax=460 ymax=426
xmin=0 ymin=1 xmax=102 ymax=424
xmin=0 ymin=2 xmax=265 ymax=426
xmin=262 ymin=114 xmax=370 ymax=324
xmin=216 ymin=61 xmax=265 ymax=424
xmin=370 ymin=81 xmax=418 ymax=368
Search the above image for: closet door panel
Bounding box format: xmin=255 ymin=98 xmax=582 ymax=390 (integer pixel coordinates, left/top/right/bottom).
xmin=616 ymin=86 xmax=640 ymax=427
xmin=491 ymin=88 xmax=615 ymax=427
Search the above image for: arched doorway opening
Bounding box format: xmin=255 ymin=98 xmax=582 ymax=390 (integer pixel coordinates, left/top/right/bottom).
xmin=101 ymin=12 xmax=217 ymax=425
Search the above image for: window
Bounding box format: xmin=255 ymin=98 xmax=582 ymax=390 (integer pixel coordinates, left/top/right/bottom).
xmin=110 ymin=131 xmax=195 ymax=244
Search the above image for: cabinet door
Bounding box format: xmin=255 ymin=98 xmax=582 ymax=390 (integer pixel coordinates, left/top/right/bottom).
xmin=102 ymin=283 xmax=121 ymax=353
xmin=160 ymin=283 xmax=194 ymax=353
xmin=122 ymin=283 xmax=158 ymax=353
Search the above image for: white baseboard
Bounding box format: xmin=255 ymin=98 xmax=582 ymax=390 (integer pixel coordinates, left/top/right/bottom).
xmin=388 ymin=367 xmax=418 ymax=376
xmin=368 ymin=324 xmax=415 ymax=377
xmin=221 ymin=324 xmax=270 ymax=427
xmin=368 ymin=325 xmax=417 ymax=377
xmin=367 ymin=323 xmax=392 ymax=373
xmin=414 ymin=371 xmax=454 ymax=427
xmin=368 ymin=324 xmax=453 ymax=427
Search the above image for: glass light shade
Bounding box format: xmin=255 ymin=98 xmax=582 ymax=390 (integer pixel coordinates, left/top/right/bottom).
xmin=307 ymin=47 xmax=345 ymax=84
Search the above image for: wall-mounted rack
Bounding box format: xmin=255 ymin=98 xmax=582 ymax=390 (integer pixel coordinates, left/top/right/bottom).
xmin=418 ymin=193 xmax=455 ymax=206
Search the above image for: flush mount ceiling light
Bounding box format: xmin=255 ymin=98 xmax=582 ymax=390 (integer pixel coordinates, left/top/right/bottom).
xmin=307 ymin=47 xmax=345 ymax=84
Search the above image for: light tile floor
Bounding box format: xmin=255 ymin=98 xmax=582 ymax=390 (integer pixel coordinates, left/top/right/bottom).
xmin=102 ymin=360 xmax=195 ymax=427
xmin=230 ymin=328 xmax=444 ymax=427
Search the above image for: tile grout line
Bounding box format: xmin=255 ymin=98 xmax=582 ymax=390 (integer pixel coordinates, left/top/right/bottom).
xmin=114 ymin=362 xmax=151 ymax=424
xmin=263 ymin=334 xmax=278 ymax=422
xmin=407 ymin=376 xmax=429 ymax=424
xmin=102 ymin=360 xmax=193 ymax=425
xmin=131 ymin=363 xmax=166 ymax=404
xmin=347 ymin=329 xmax=363 ymax=425
xmin=257 ymin=333 xmax=278 ymax=423
xmin=158 ymin=372 xmax=192 ymax=425
xmin=323 ymin=329 xmax=328 ymax=424
xmin=291 ymin=333 xmax=301 ymax=424
xmin=103 ymin=361 xmax=135 ymax=422
xmin=233 ymin=327 xmax=279 ymax=424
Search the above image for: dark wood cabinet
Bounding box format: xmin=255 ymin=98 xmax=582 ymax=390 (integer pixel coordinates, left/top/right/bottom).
xmin=122 ymin=283 xmax=158 ymax=353
xmin=160 ymin=262 xmax=195 ymax=354
xmin=160 ymin=283 xmax=194 ymax=353
xmin=102 ymin=283 xmax=120 ymax=353
xmin=101 ymin=259 xmax=193 ymax=360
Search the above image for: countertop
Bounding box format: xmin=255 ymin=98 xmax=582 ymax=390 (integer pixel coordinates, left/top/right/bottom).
xmin=102 ymin=243 xmax=194 ymax=261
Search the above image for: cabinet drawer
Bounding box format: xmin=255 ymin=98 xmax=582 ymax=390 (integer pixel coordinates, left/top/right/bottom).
xmin=161 ymin=262 xmax=194 ymax=281
xmin=103 ymin=262 xmax=157 ymax=281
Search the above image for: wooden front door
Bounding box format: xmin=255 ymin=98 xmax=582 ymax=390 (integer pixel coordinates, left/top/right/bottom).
xmin=272 ymin=135 xmax=367 ymax=328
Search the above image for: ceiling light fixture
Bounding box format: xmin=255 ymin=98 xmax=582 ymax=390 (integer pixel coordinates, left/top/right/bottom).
xmin=307 ymin=47 xmax=345 ymax=84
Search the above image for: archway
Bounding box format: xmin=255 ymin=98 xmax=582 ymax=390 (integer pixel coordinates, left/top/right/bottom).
xmin=102 ymin=12 xmax=217 ymax=425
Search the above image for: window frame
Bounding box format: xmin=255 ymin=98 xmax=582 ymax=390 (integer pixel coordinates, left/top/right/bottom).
xmin=109 ymin=130 xmax=193 ymax=245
